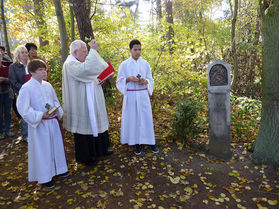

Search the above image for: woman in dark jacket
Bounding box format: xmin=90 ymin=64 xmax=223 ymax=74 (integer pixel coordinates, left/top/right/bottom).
xmin=8 ymin=45 xmax=29 ymax=142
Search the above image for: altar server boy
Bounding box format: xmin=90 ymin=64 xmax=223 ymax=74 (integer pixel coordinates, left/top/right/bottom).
xmin=116 ymin=39 xmax=158 ymax=155
xmin=17 ymin=59 xmax=68 ymax=189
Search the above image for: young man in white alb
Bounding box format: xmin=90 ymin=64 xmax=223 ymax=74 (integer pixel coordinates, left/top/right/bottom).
xmin=117 ymin=39 xmax=158 ymax=155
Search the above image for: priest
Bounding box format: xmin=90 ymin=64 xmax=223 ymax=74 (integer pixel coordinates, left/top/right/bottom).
xmin=62 ymin=39 xmax=112 ymax=166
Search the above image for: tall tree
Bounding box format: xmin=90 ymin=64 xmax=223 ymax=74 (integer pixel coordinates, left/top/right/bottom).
xmin=133 ymin=0 xmax=139 ymax=24
xmin=33 ymin=0 xmax=49 ymax=47
xmin=156 ymin=0 xmax=162 ymax=19
xmin=155 ymin=0 xmax=162 ymax=31
xmin=252 ymin=0 xmax=279 ymax=165
xmin=0 ymin=0 xmax=10 ymax=57
xmin=68 ymin=0 xmax=75 ymax=43
xmin=72 ymin=0 xmax=94 ymax=45
xmin=165 ymin=0 xmax=174 ymax=54
xmin=53 ymin=0 xmax=68 ymax=63
xmin=230 ymin=0 xmax=239 ymax=90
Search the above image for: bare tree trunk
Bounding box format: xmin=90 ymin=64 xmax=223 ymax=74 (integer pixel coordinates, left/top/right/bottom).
xmin=72 ymin=0 xmax=94 ymax=46
xmin=165 ymin=0 xmax=174 ymax=54
xmin=156 ymin=0 xmax=162 ymax=19
xmin=33 ymin=0 xmax=49 ymax=47
xmin=133 ymin=0 xmax=139 ymax=24
xmin=0 ymin=0 xmax=10 ymax=57
xmin=53 ymin=0 xmax=68 ymax=64
xmin=155 ymin=0 xmax=162 ymax=31
xmin=68 ymin=0 xmax=75 ymax=43
xmin=252 ymin=0 xmax=279 ymax=166
xmin=231 ymin=0 xmax=239 ymax=90
xmin=247 ymin=6 xmax=261 ymax=97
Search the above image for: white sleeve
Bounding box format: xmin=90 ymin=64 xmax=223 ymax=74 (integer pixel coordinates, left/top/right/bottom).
xmin=116 ymin=62 xmax=127 ymax=95
xmin=50 ymin=84 xmax=64 ymax=120
xmin=16 ymin=86 xmax=44 ymax=128
xmin=145 ymin=62 xmax=154 ymax=95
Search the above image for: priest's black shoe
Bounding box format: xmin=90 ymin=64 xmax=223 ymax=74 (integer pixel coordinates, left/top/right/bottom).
xmin=106 ymin=149 xmax=114 ymax=156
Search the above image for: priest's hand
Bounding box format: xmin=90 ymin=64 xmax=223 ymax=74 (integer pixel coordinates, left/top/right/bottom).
xmin=90 ymin=39 xmax=98 ymax=51
xmin=126 ymin=76 xmax=139 ymax=83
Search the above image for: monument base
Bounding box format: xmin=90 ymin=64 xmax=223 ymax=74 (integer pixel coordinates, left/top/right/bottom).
xmin=209 ymin=139 xmax=231 ymax=160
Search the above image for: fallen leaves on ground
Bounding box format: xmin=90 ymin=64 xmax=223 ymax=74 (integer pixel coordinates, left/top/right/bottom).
xmin=0 ymin=107 xmax=278 ymax=208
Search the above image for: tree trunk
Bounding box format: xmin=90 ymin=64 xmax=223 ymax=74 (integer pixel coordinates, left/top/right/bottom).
xmin=165 ymin=0 xmax=174 ymax=54
xmin=68 ymin=0 xmax=75 ymax=43
xmin=231 ymin=0 xmax=239 ymax=90
xmin=53 ymin=0 xmax=68 ymax=64
xmin=252 ymin=0 xmax=279 ymax=166
xmin=132 ymin=0 xmax=139 ymax=24
xmin=247 ymin=7 xmax=261 ymax=97
xmin=155 ymin=0 xmax=162 ymax=31
xmin=156 ymin=0 xmax=162 ymax=19
xmin=0 ymin=0 xmax=10 ymax=58
xmin=33 ymin=0 xmax=49 ymax=47
xmin=72 ymin=0 xmax=94 ymax=46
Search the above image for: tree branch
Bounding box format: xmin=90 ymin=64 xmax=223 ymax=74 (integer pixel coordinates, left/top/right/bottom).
xmin=90 ymin=0 xmax=98 ymax=20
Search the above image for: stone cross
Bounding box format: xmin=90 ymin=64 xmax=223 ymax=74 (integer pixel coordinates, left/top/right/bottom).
xmin=208 ymin=60 xmax=231 ymax=160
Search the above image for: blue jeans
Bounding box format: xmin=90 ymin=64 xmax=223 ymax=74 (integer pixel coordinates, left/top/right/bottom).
xmin=21 ymin=119 xmax=28 ymax=139
xmin=0 ymin=93 xmax=12 ymax=135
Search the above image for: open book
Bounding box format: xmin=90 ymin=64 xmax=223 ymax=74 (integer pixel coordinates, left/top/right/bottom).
xmin=97 ymin=62 xmax=115 ymax=85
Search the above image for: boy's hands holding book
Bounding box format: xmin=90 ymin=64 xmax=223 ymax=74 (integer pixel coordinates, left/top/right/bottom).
xmin=126 ymin=76 xmax=139 ymax=83
xmin=42 ymin=108 xmax=58 ymax=119
xmin=126 ymin=74 xmax=148 ymax=85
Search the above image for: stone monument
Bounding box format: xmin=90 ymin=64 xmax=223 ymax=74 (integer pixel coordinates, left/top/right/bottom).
xmin=208 ymin=60 xmax=231 ymax=160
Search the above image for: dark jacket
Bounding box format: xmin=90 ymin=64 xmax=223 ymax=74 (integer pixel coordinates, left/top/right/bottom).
xmin=8 ymin=63 xmax=26 ymax=94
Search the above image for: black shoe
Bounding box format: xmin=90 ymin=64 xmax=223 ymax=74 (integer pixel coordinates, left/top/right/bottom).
xmin=149 ymin=145 xmax=159 ymax=153
xmin=106 ymin=149 xmax=114 ymax=156
xmin=134 ymin=144 xmax=142 ymax=155
xmin=42 ymin=180 xmax=55 ymax=189
xmin=57 ymin=171 xmax=69 ymax=178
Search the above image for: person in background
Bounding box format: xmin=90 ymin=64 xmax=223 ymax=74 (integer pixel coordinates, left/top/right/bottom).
xmin=25 ymin=43 xmax=50 ymax=81
xmin=16 ymin=59 xmax=68 ymax=189
xmin=0 ymin=46 xmax=12 ymax=62
xmin=116 ymin=39 xmax=158 ymax=155
xmin=8 ymin=45 xmax=29 ymax=142
xmin=0 ymin=53 xmax=14 ymax=139
xmin=62 ymin=39 xmax=113 ymax=166
xmin=25 ymin=43 xmax=38 ymax=60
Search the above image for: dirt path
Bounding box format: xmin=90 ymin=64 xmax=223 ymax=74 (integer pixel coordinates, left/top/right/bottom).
xmin=0 ymin=129 xmax=278 ymax=209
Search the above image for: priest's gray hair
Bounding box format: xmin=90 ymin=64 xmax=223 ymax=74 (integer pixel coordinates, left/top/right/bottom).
xmin=70 ymin=40 xmax=86 ymax=54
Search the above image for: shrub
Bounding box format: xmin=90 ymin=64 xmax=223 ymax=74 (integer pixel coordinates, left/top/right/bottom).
xmin=231 ymin=95 xmax=261 ymax=142
xmin=171 ymin=98 xmax=202 ymax=145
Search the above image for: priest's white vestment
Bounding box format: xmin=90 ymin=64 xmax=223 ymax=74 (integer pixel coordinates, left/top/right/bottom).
xmin=62 ymin=49 xmax=109 ymax=135
xmin=16 ymin=78 xmax=68 ymax=184
xmin=116 ymin=57 xmax=155 ymax=145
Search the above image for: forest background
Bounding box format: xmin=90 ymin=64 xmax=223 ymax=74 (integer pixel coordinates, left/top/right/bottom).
xmin=1 ymin=0 xmax=279 ymax=208
xmin=1 ymin=0 xmax=262 ymax=146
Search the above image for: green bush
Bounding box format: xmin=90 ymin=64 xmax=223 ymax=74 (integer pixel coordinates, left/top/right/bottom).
xmin=171 ymin=98 xmax=202 ymax=145
xmin=231 ymin=95 xmax=261 ymax=142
